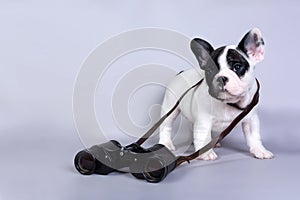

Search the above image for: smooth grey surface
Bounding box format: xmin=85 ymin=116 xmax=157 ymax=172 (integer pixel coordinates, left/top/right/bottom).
xmin=1 ymin=1 xmax=300 ymax=200
xmin=1 ymin=111 xmax=300 ymax=200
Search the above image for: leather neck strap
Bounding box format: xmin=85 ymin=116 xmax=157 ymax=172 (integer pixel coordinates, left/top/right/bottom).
xmin=136 ymin=78 xmax=260 ymax=166
xmin=136 ymin=79 xmax=204 ymax=145
xmin=176 ymin=79 xmax=260 ymax=166
xmin=227 ymin=103 xmax=247 ymax=111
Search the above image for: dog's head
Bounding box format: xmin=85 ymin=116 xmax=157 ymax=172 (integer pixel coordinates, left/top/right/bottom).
xmin=190 ymin=28 xmax=265 ymax=103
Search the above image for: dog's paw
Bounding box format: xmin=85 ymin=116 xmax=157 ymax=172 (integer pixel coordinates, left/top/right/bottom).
xmin=250 ymin=146 xmax=274 ymax=159
xmin=196 ymin=149 xmax=218 ymax=161
xmin=159 ymin=139 xmax=176 ymax=151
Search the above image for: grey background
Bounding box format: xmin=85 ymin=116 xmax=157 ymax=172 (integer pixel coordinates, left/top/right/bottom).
xmin=1 ymin=0 xmax=300 ymax=200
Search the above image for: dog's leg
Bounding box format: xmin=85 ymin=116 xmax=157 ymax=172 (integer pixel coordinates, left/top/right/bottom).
xmin=242 ymin=113 xmax=274 ymax=159
xmin=158 ymin=108 xmax=179 ymax=151
xmin=193 ymin=120 xmax=218 ymax=160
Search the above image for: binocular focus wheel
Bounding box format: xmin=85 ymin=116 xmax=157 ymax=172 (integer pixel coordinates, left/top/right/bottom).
xmin=74 ymin=151 xmax=96 ymax=175
xmin=142 ymin=157 xmax=168 ymax=183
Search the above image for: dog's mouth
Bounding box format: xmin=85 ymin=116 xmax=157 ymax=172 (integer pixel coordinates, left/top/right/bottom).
xmin=225 ymin=89 xmax=246 ymax=98
xmin=209 ymin=87 xmax=246 ymax=103
xmin=206 ymin=77 xmax=247 ymax=103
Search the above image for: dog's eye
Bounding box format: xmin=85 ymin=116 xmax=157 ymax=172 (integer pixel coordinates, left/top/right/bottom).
xmin=232 ymin=63 xmax=245 ymax=75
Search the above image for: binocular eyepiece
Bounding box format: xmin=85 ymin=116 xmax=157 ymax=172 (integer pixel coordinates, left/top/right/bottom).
xmin=74 ymin=140 xmax=177 ymax=183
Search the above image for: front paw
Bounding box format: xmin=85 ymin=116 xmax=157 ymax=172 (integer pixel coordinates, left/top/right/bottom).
xmin=196 ymin=149 xmax=218 ymax=161
xmin=159 ymin=139 xmax=176 ymax=151
xmin=250 ymin=146 xmax=274 ymax=159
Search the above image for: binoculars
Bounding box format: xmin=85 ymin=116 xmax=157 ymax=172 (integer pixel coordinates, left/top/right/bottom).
xmin=74 ymin=140 xmax=177 ymax=183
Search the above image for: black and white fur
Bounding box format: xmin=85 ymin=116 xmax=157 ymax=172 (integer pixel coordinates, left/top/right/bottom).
xmin=159 ymin=28 xmax=273 ymax=160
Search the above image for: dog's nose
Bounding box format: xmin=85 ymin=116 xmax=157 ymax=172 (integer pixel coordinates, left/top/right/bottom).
xmin=217 ymin=76 xmax=229 ymax=87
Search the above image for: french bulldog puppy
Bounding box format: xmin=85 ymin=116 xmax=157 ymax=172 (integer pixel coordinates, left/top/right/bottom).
xmin=159 ymin=28 xmax=274 ymax=160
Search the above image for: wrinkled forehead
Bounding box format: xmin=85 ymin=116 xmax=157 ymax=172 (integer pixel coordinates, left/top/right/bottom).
xmin=211 ymin=45 xmax=249 ymax=69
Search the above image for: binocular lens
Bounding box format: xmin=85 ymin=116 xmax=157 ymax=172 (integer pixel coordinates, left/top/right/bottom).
xmin=143 ymin=157 xmax=167 ymax=183
xmin=74 ymin=151 xmax=96 ymax=175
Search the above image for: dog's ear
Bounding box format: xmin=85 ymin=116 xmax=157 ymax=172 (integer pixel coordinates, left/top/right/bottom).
xmin=190 ymin=38 xmax=214 ymax=69
xmin=238 ymin=28 xmax=265 ymax=65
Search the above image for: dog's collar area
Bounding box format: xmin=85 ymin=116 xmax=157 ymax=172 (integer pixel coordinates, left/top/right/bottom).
xmin=227 ymin=79 xmax=259 ymax=111
xmin=227 ymin=102 xmax=246 ymax=111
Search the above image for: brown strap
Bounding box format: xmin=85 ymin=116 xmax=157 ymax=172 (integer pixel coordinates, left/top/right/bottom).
xmin=226 ymin=103 xmax=246 ymax=111
xmin=176 ymin=79 xmax=260 ymax=166
xmin=136 ymin=77 xmax=260 ymax=167
xmin=136 ymin=79 xmax=204 ymax=145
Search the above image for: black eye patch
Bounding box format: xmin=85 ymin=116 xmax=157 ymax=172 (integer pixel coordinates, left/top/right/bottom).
xmin=226 ymin=49 xmax=249 ymax=77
